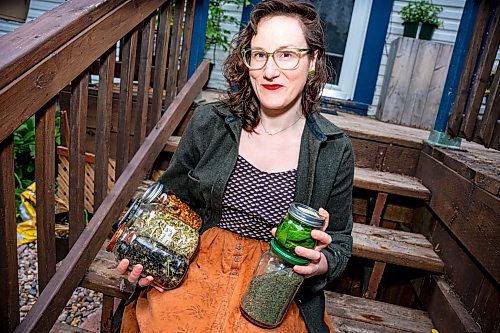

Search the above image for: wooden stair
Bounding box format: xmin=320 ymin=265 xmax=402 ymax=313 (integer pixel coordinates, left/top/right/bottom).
xmin=326 ymin=291 xmax=434 ymax=333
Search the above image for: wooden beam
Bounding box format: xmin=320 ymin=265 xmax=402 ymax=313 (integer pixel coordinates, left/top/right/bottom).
xmin=35 ymin=99 xmax=57 ymax=292
xmin=13 ymin=60 xmax=209 ymax=333
xmin=0 ymin=135 xmax=19 ymax=333
xmin=164 ymin=0 xmax=185 ymax=107
xmin=0 ymin=0 xmax=123 ymax=91
xmin=0 ymin=0 xmax=166 ymax=144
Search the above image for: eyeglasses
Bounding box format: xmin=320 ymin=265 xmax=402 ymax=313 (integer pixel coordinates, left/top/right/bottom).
xmin=241 ymin=47 xmax=312 ymax=70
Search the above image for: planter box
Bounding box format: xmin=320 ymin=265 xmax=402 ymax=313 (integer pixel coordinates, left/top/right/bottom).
xmin=376 ymin=37 xmax=453 ymax=130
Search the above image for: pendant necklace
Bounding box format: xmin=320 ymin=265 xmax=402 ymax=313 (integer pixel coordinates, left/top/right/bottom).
xmin=260 ymin=116 xmax=302 ymax=136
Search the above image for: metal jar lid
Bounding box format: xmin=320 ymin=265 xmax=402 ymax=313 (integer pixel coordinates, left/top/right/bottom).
xmin=141 ymin=182 xmax=164 ymax=204
xmin=288 ymin=203 xmax=324 ymax=228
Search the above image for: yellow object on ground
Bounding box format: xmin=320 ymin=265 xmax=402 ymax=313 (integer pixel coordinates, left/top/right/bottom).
xmin=17 ymin=183 xmax=37 ymax=246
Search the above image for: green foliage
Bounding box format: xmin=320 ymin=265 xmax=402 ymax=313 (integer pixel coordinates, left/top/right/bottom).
xmin=13 ymin=111 xmax=61 ymax=211
xmin=400 ymin=1 xmax=443 ymax=27
xmin=205 ymin=0 xmax=250 ymax=60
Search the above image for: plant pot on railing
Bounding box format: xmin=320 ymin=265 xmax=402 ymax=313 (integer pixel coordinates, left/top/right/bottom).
xmin=418 ymin=23 xmax=437 ymax=40
xmin=403 ymin=22 xmax=419 ymax=38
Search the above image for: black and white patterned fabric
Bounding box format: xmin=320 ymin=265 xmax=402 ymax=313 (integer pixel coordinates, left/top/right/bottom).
xmin=219 ymin=155 xmax=297 ymax=241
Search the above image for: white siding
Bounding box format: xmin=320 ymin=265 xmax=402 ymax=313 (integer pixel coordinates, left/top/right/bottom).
xmin=0 ymin=0 xmax=65 ymax=36
xmin=368 ymin=0 xmax=465 ymax=115
xmin=204 ymin=3 xmax=245 ymax=90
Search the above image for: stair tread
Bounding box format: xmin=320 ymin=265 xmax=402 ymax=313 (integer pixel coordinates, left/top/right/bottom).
xmin=352 ymin=223 xmax=444 ymax=273
xmin=353 ymin=167 xmax=431 ymax=200
xmin=326 ymin=291 xmax=434 ymax=333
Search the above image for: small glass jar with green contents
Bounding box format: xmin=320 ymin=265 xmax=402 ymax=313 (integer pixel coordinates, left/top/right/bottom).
xmin=106 ymin=224 xmax=189 ymax=290
xmin=274 ymin=203 xmax=324 ymax=265
xmin=240 ymin=239 xmax=305 ymax=328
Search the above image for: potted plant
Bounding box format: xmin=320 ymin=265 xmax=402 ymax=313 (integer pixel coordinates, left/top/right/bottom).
xmin=400 ymin=1 xmax=443 ymax=40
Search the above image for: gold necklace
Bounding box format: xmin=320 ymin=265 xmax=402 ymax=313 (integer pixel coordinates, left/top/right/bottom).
xmin=260 ymin=116 xmax=302 ymax=136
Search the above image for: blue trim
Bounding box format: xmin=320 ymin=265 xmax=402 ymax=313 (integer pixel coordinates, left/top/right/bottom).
xmin=353 ymin=0 xmax=394 ymax=105
xmin=188 ymin=0 xmax=210 ymax=79
xmin=433 ymin=0 xmax=481 ymax=132
xmin=320 ymin=97 xmax=369 ymax=116
xmin=241 ymin=0 xmax=260 ymax=26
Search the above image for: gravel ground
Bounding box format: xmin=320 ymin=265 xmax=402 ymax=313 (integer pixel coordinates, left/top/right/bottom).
xmin=18 ymin=242 xmax=103 ymax=327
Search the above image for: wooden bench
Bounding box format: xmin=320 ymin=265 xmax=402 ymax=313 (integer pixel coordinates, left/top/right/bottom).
xmin=325 ymin=291 xmax=434 ymax=333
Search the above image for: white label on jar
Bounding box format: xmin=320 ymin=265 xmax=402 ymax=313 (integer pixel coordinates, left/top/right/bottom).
xmin=158 ymin=225 xmax=176 ymax=245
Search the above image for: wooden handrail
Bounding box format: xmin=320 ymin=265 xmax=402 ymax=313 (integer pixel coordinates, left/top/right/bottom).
xmin=14 ymin=60 xmax=209 ymax=333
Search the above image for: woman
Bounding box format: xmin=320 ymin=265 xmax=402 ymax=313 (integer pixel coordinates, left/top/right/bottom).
xmin=118 ymin=0 xmax=353 ymax=332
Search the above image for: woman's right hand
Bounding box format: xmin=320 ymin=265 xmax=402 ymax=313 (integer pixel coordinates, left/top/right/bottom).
xmin=116 ymin=259 xmax=164 ymax=292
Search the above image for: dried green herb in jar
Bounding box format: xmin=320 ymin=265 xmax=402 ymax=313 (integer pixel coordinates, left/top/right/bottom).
xmin=240 ymin=240 xmax=304 ymax=328
xmin=107 ymin=225 xmax=189 ymax=290
xmin=132 ymin=204 xmax=199 ymax=259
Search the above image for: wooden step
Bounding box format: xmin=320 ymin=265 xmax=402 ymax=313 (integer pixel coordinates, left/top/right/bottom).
xmin=164 ymin=136 xmax=430 ymax=200
xmin=325 ymin=291 xmax=435 ymax=333
xmin=353 ymin=167 xmax=430 ymax=200
xmin=352 ymin=223 xmax=444 ymax=274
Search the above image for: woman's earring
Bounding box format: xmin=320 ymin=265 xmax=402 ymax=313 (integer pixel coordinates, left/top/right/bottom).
xmin=307 ymin=70 xmax=315 ymax=80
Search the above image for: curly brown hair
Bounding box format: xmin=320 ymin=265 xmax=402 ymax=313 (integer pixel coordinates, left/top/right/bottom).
xmin=222 ymin=0 xmax=328 ymax=131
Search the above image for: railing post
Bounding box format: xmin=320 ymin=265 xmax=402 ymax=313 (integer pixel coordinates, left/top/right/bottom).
xmin=427 ymin=0 xmax=481 ymax=148
xmin=187 ymin=0 xmax=209 ymax=79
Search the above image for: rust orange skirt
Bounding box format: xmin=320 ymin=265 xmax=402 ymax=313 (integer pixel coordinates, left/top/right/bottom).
xmin=121 ymin=227 xmax=333 ymax=332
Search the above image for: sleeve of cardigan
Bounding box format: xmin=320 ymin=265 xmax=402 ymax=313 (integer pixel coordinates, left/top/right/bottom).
xmin=300 ymin=137 xmax=354 ymax=295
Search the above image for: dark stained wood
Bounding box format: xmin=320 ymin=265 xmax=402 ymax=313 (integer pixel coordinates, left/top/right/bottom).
xmin=94 ymin=47 xmax=116 ymax=209
xmin=354 ymin=168 xmax=430 ymax=201
xmin=13 ymin=61 xmax=209 ymax=333
xmin=472 ymin=275 xmax=500 ymax=333
xmin=448 ymin=0 xmax=494 ymax=136
xmin=325 ymin=291 xmax=434 ymax=333
xmin=414 ymin=276 xmax=482 ymax=333
xmin=364 ymin=262 xmax=386 ymax=300
xmin=133 ymin=16 xmax=156 ymax=153
xmin=177 ymin=0 xmax=196 ymax=89
xmin=461 ymin=6 xmax=500 ymax=140
xmin=0 ymin=135 xmax=19 ymax=333
xmin=35 ymin=99 xmax=57 ymax=292
xmin=352 ymin=223 xmax=444 ymax=273
xmin=100 ymin=295 xmax=114 ymax=333
xmin=353 ymin=197 xmax=416 ymax=225
xmin=0 ymin=0 xmax=166 ymax=145
xmin=149 ymin=3 xmax=172 ymax=134
xmin=116 ymin=30 xmax=139 ymax=178
xmin=479 ymin=65 xmax=500 ymax=147
xmin=82 ymin=246 xmax=134 ymax=299
xmin=164 ymin=0 xmax=185 ymax=107
xmin=69 ymin=72 xmax=89 ymax=248
xmin=417 ymin=152 xmax=500 ymax=283
xmin=0 ymin=0 xmax=122 ymax=91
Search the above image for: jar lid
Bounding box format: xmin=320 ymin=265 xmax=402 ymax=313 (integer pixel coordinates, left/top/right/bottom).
xmin=141 ymin=182 xmax=164 ymax=204
xmin=270 ymin=239 xmax=309 ymax=266
xmin=288 ymin=203 xmax=324 ymax=228
xmin=116 ymin=199 xmax=141 ymax=228
xmin=106 ymin=224 xmax=127 ymax=252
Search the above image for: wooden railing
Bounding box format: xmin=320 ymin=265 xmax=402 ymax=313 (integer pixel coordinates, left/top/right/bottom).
xmin=0 ymin=0 xmax=209 ymax=332
xmin=448 ymin=0 xmax=499 ymax=150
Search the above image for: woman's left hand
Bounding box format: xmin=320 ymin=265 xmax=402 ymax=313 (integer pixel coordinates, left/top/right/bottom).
xmin=272 ymin=208 xmax=332 ymax=278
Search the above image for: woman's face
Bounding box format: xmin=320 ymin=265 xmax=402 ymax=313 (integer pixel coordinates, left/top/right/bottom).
xmin=249 ymin=15 xmax=316 ymax=115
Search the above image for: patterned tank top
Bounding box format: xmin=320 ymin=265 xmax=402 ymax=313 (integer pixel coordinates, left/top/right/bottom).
xmin=219 ymin=155 xmax=297 ymax=241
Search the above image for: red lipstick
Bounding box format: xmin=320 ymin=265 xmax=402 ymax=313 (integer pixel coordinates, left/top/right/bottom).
xmin=262 ymin=84 xmax=283 ymax=90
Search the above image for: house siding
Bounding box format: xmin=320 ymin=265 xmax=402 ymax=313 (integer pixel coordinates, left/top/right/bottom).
xmin=0 ymin=0 xmax=65 ymax=37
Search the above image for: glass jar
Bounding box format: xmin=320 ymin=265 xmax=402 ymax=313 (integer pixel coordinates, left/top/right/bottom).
xmin=106 ymin=224 xmax=189 ymax=290
xmin=274 ymin=203 xmax=324 ymax=265
xmin=127 ymin=203 xmax=199 ymax=259
xmin=240 ymin=239 xmax=305 ymax=328
xmin=141 ymin=182 xmax=202 ymax=231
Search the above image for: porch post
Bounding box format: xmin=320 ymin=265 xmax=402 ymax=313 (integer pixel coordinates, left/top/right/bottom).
xmin=188 ymin=0 xmax=210 ymax=78
xmin=427 ymin=0 xmax=481 ymax=148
